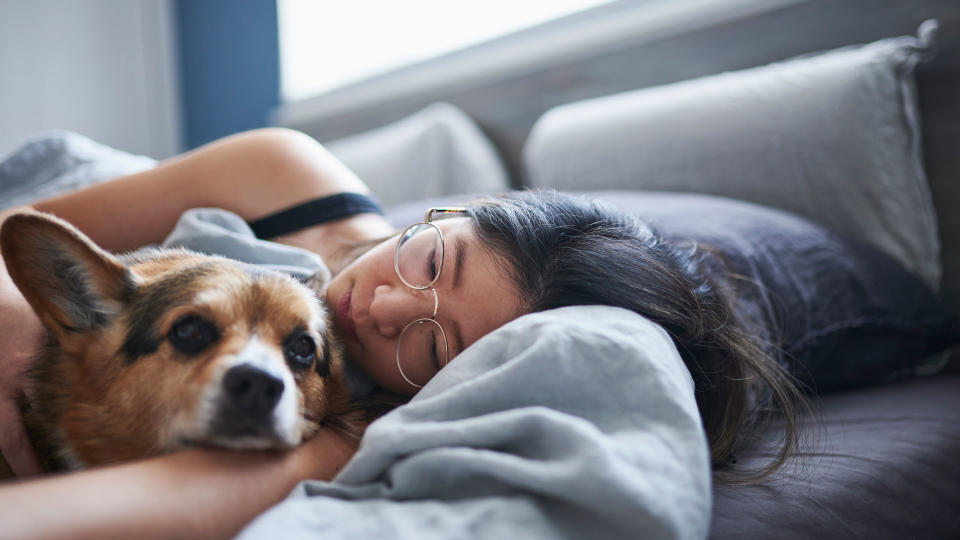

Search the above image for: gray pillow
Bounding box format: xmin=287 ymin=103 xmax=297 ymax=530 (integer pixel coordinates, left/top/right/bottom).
xmin=523 ymin=22 xmax=940 ymax=288
xmin=327 ymin=102 xmax=510 ymax=206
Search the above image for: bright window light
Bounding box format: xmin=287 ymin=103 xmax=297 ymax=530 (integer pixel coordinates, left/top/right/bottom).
xmin=278 ymin=0 xmax=613 ymax=102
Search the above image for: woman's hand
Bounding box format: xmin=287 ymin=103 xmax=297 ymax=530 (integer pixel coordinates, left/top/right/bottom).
xmin=0 ymin=210 xmax=43 ymax=402
xmin=0 ymin=234 xmax=45 ymax=478
xmin=0 ymin=426 xmax=359 ymax=540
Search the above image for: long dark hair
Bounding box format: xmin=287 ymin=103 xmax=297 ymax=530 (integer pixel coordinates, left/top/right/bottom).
xmin=466 ymin=190 xmax=807 ymax=484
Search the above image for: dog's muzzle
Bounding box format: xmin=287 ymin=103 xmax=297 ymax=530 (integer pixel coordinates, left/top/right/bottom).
xmin=213 ymin=365 xmax=286 ymax=440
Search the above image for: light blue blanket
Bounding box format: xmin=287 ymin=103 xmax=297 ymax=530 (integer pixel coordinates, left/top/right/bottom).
xmin=1 ymin=132 xmax=712 ymax=539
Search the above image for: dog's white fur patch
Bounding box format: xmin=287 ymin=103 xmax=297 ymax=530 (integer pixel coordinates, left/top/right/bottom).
xmin=233 ymin=336 xmax=301 ymax=445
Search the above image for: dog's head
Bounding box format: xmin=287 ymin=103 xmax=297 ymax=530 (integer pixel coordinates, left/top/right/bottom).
xmin=0 ymin=211 xmax=347 ymax=469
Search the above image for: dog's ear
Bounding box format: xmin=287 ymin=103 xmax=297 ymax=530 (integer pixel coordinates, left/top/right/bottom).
xmin=1 ymin=211 xmax=133 ymax=336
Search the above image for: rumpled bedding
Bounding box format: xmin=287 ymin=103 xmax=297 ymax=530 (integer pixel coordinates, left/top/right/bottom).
xmin=0 ymin=132 xmax=712 ymax=539
xmin=239 ymin=305 xmax=711 ymax=540
xmin=0 ymin=131 xmax=155 ymax=208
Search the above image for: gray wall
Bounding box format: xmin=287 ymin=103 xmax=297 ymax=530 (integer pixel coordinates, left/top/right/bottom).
xmin=0 ymin=0 xmax=182 ymax=159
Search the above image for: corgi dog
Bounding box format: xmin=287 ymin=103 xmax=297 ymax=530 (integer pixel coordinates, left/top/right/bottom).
xmin=0 ymin=211 xmax=350 ymax=475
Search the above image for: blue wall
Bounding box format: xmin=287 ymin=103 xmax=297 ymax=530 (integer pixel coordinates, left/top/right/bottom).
xmin=175 ymin=0 xmax=280 ymax=150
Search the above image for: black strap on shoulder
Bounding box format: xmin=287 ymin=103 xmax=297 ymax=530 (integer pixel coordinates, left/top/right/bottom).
xmin=248 ymin=192 xmax=384 ymax=239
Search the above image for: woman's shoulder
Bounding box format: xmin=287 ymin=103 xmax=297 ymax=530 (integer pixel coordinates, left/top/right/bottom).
xmin=269 ymin=207 xmax=394 ymax=275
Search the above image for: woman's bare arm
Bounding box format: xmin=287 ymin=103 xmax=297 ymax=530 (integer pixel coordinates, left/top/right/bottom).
xmin=23 ymin=127 xmax=394 ymax=263
xmin=0 ymin=426 xmax=357 ymax=540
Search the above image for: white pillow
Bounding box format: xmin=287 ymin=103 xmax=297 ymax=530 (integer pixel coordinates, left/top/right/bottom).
xmin=327 ymin=102 xmax=510 ymax=206
xmin=524 ymin=22 xmax=940 ymax=288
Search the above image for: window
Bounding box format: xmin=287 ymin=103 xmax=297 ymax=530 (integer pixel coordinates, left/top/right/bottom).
xmin=277 ymin=0 xmax=613 ymax=102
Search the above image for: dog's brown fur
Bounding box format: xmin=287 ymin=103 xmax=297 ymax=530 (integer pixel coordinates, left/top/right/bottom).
xmin=0 ymin=212 xmax=351 ymax=476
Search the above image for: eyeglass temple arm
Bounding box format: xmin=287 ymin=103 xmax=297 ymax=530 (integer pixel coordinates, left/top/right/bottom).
xmin=424 ymin=207 xmax=468 ymax=222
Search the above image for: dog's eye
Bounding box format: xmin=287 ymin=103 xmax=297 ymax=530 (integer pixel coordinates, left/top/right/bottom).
xmin=284 ymin=333 xmax=316 ymax=371
xmin=168 ymin=316 xmax=219 ymax=355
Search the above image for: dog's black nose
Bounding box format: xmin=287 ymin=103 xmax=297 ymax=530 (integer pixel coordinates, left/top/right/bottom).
xmin=223 ymin=365 xmax=284 ymax=415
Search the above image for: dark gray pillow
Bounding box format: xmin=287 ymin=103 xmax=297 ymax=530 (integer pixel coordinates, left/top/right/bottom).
xmin=573 ymin=190 xmax=959 ymax=392
xmin=386 ymin=190 xmax=960 ymax=393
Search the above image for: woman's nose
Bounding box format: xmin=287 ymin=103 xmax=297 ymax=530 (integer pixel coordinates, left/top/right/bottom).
xmin=369 ymin=284 xmax=435 ymax=337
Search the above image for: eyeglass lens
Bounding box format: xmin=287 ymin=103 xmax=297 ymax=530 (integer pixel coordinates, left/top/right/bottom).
xmin=397 ymin=318 xmax=448 ymax=385
xmin=396 ymin=223 xmax=443 ymax=288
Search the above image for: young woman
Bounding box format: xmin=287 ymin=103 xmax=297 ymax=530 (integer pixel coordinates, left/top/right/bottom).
xmin=0 ymin=128 xmax=803 ymax=538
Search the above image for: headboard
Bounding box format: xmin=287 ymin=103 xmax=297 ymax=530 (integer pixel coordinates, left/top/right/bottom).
xmin=276 ymin=0 xmax=960 ymax=312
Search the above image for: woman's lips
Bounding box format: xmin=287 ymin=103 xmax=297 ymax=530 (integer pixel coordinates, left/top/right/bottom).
xmin=336 ymin=287 xmax=360 ymax=345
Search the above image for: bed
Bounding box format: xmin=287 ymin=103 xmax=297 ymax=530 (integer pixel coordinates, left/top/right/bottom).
xmin=2 ymin=1 xmax=958 ymax=538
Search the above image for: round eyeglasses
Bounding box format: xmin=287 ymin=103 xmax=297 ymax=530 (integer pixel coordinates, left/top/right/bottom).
xmin=393 ymin=208 xmax=467 ymax=389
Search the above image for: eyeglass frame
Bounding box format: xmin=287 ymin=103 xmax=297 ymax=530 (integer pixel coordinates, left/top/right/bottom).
xmin=393 ymin=207 xmax=469 ymax=389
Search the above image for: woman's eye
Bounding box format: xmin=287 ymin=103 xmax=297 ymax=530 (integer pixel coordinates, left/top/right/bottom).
xmin=426 ymin=248 xmax=439 ymax=280
xmin=429 ymin=329 xmax=442 ymax=372
xmin=169 ymin=316 xmax=219 ymax=355
xmin=284 ymin=333 xmax=316 ymax=371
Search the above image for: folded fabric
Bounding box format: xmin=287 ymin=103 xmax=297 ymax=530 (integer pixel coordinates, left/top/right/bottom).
xmin=161 ymin=207 xmax=330 ymax=280
xmin=239 ymin=306 xmax=712 ymax=540
xmin=0 ymin=131 xmax=155 ymax=209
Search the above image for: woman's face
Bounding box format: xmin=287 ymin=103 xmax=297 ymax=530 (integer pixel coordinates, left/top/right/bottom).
xmin=324 ymin=217 xmax=524 ymax=396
